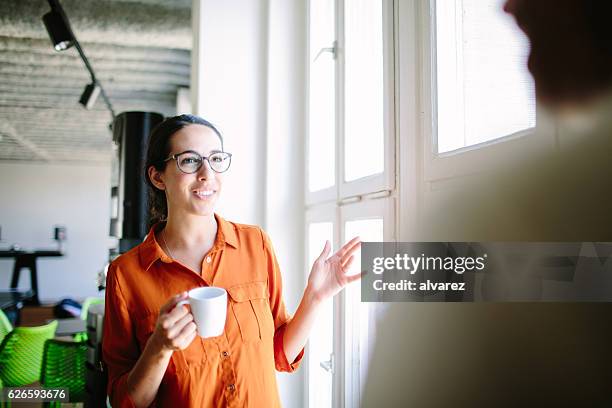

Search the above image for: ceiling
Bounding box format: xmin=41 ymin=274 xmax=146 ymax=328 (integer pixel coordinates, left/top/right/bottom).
xmin=0 ymin=0 xmax=192 ymax=164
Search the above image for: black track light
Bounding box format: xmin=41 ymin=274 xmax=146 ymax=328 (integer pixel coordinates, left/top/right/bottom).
xmin=41 ymin=0 xmax=115 ymax=119
xmin=42 ymin=9 xmax=74 ymax=51
xmin=80 ymin=83 xmax=101 ymax=109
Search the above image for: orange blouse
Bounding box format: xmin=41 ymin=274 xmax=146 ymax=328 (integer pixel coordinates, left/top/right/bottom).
xmin=102 ymin=214 xmax=304 ymax=407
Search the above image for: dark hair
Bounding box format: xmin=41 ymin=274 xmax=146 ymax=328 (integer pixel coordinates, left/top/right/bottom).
xmin=144 ymin=114 xmax=224 ymax=228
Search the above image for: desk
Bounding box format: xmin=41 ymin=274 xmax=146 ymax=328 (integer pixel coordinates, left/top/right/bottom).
xmin=0 ymin=249 xmax=64 ymax=305
xmin=0 ymin=289 xmax=33 ymax=309
xmin=0 ymin=289 xmax=33 ymax=325
xmin=46 ymin=317 xmax=87 ymax=337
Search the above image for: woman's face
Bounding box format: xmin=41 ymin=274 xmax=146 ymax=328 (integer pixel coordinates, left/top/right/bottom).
xmin=154 ymin=124 xmax=225 ymax=218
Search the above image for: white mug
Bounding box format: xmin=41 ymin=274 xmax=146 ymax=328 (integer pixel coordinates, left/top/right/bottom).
xmin=177 ymin=286 xmax=227 ymax=338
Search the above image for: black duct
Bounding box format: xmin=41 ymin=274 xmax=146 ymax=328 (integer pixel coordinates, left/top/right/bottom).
xmin=110 ymin=111 xmax=164 ymax=253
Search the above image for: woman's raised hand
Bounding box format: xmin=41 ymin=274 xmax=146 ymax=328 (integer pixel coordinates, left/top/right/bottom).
xmin=150 ymin=292 xmax=197 ymax=353
xmin=307 ymin=237 xmax=363 ymax=303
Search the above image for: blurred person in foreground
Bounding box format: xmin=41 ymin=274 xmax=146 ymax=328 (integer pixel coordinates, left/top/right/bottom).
xmin=363 ymin=1 xmax=612 ymax=407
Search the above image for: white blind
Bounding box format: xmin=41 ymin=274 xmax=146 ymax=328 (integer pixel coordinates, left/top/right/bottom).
xmin=435 ymin=0 xmax=536 ymax=153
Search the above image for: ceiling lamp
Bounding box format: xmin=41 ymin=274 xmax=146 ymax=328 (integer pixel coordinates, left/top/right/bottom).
xmin=80 ymin=83 xmax=101 ymax=110
xmin=42 ymin=9 xmax=73 ymax=51
xmin=41 ymin=0 xmax=115 ymax=119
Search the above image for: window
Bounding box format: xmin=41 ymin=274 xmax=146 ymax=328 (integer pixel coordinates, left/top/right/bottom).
xmin=308 ymin=0 xmax=336 ymax=194
xmin=434 ymin=0 xmax=536 ymax=154
xmin=341 ymin=206 xmax=389 ymax=408
xmin=417 ymin=0 xmax=554 ymax=184
xmin=304 ymin=0 xmax=551 ymax=405
xmin=344 ymin=0 xmax=384 ymax=181
xmin=306 ymin=220 xmax=334 ymax=408
xmin=306 ymin=1 xmax=395 ymax=407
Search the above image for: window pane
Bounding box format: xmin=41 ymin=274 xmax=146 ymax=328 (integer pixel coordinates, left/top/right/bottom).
xmin=435 ymin=0 xmax=536 ymax=153
xmin=308 ymin=222 xmax=334 ymax=408
xmin=344 ymin=219 xmax=383 ymax=396
xmin=344 ymin=0 xmax=385 ymax=182
xmin=309 ymin=0 xmax=336 ymax=192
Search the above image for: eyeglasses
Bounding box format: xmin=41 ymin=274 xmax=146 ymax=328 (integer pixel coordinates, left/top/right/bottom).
xmin=164 ymin=150 xmax=232 ymax=174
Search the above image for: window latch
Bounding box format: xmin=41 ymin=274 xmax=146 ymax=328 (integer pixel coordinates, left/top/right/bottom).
xmin=313 ymin=41 xmax=337 ymax=62
xmin=320 ymin=353 xmax=335 ymax=373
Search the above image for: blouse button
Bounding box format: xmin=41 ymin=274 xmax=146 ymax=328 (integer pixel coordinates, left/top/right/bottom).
xmin=228 ymin=384 xmax=236 ymax=392
xmin=222 ymin=351 xmax=230 ymax=358
xmin=206 ymin=256 xmax=212 ymax=263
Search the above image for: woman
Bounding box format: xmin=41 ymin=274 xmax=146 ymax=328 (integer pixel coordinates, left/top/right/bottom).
xmin=103 ymin=114 xmax=361 ymax=407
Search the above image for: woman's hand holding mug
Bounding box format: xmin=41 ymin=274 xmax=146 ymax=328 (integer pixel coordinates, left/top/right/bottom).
xmin=150 ymin=292 xmax=198 ymax=353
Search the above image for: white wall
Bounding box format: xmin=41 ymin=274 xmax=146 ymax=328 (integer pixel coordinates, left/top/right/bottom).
xmin=191 ymin=0 xmax=268 ymax=226
xmin=0 ymin=162 xmax=111 ymax=303
xmin=265 ymin=0 xmax=307 ymax=406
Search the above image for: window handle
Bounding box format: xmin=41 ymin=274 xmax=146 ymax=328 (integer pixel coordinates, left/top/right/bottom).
xmin=313 ymin=41 xmax=337 ymax=62
xmin=320 ymin=353 xmax=335 ymax=373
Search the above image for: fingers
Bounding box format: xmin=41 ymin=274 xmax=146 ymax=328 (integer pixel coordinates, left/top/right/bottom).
xmin=164 ymin=320 xmax=197 ymax=351
xmin=346 ymin=270 xmax=366 ymax=283
xmin=155 ymin=309 xmax=197 ymax=351
xmin=162 ymin=303 xmax=190 ymax=329
xmin=316 ymin=240 xmax=331 ymax=262
xmin=338 ymin=236 xmax=361 ymax=259
xmin=173 ymin=321 xmax=198 ymax=347
xmin=340 ymin=254 xmax=363 ymax=285
xmin=342 ymin=254 xmax=355 ymax=270
xmin=335 ymin=238 xmax=361 ymax=269
xmin=166 ymin=312 xmax=194 ymax=339
xmin=153 ymin=291 xmax=201 ymax=351
xmin=160 ymin=292 xmax=188 ymax=314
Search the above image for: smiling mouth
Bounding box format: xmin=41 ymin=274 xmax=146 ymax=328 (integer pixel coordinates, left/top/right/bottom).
xmin=193 ymin=190 xmax=216 ymax=198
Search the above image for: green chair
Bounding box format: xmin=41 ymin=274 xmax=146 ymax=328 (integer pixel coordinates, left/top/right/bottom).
xmin=74 ymin=297 xmax=104 ymax=342
xmin=80 ymin=297 xmax=104 ymax=321
xmin=0 ymin=311 xmax=12 ymax=407
xmin=40 ymin=339 xmax=88 ymax=407
xmin=0 ymin=309 xmax=13 ymax=345
xmin=0 ymin=320 xmax=58 ymax=387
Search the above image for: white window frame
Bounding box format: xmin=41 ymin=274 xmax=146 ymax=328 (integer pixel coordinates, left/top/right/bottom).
xmin=304 ymin=204 xmax=338 ymax=408
xmin=339 ymin=197 xmax=395 ymax=408
xmin=422 ymin=0 xmax=557 ymax=183
xmin=305 ymin=0 xmax=337 ymax=206
xmin=305 ymin=1 xmax=397 ymax=407
xmin=396 ymin=0 xmax=559 ymax=245
xmin=337 ymin=0 xmax=396 ymax=199
xmin=306 ymin=0 xmax=396 ymax=205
